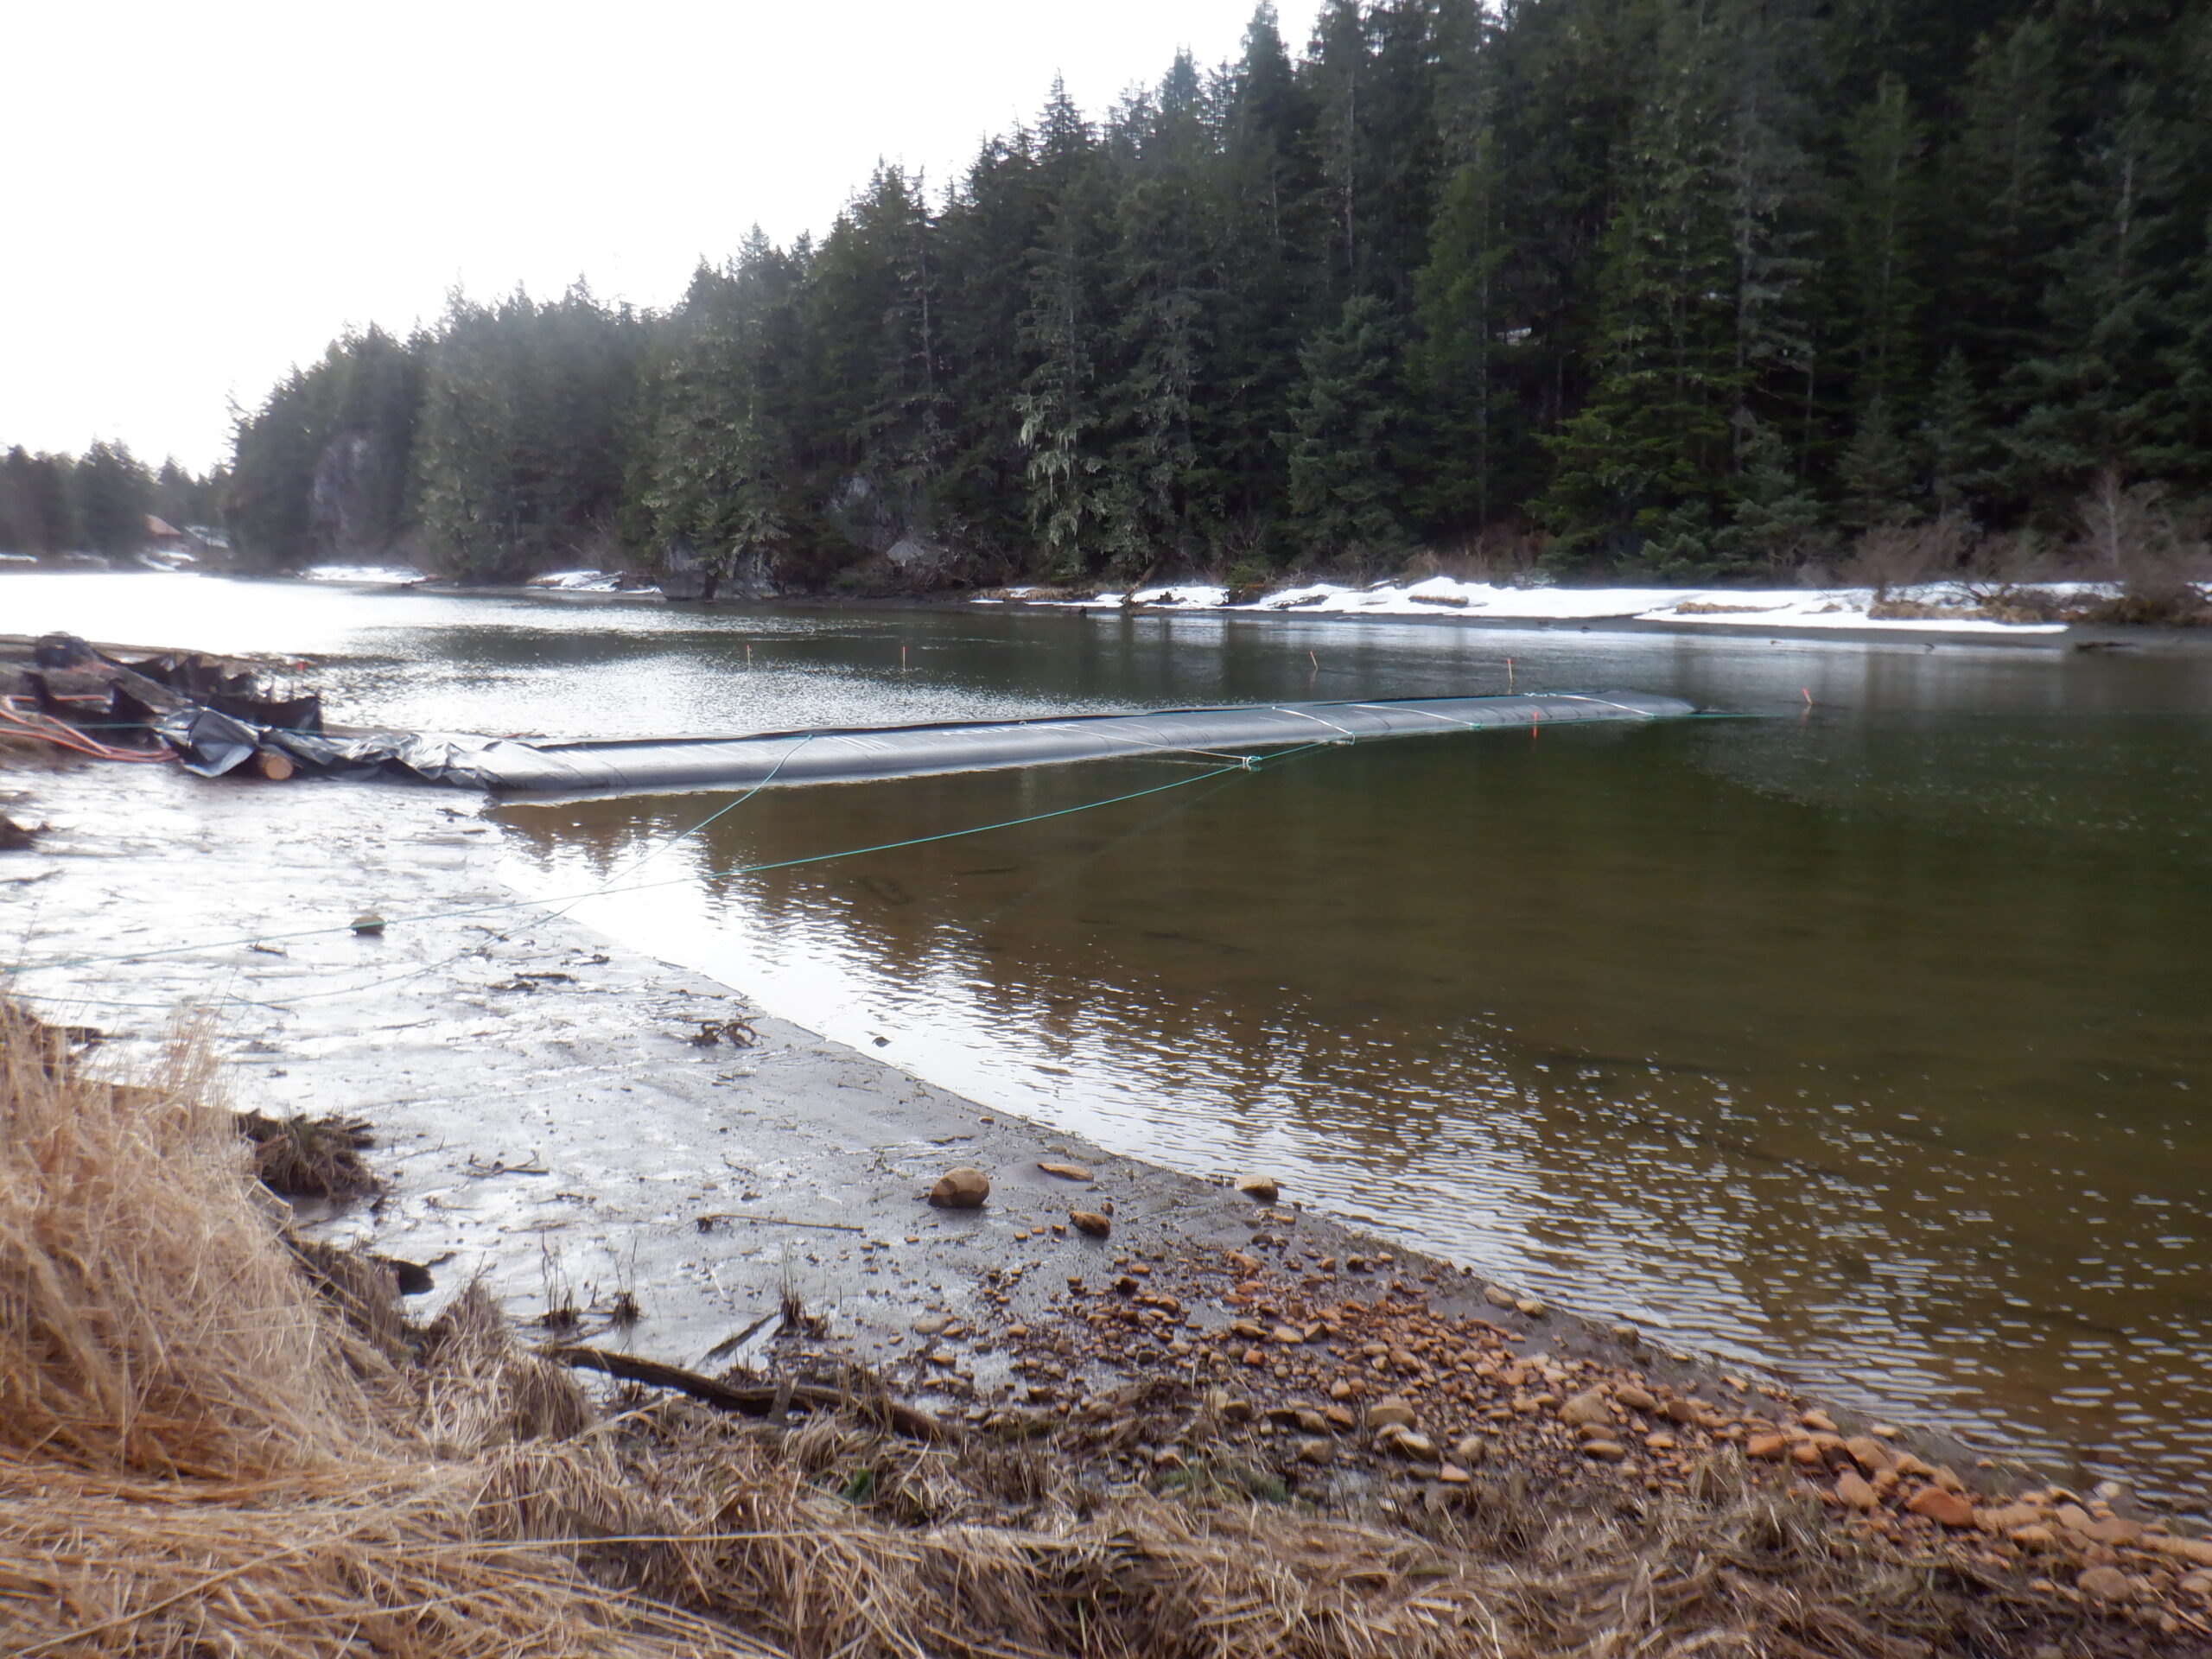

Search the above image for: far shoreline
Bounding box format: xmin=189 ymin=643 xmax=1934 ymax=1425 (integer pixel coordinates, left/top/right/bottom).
xmin=156 ymin=563 xmax=2212 ymax=654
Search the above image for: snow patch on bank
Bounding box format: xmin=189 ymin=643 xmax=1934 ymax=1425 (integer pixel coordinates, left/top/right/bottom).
xmin=300 ymin=563 xmax=424 ymax=585
xmin=525 ymin=569 xmax=651 ymax=592
xmin=979 ymin=576 xmax=2105 ymax=636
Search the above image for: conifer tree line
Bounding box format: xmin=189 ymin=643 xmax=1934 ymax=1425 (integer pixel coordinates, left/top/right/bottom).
xmin=0 ymin=442 xmax=223 ymax=559
xmin=224 ymin=0 xmax=2212 ymax=590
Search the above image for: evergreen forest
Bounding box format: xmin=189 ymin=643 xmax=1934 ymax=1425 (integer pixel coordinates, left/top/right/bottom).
xmin=0 ymin=442 xmax=223 ymax=561
xmin=203 ymin=0 xmax=2212 ymax=592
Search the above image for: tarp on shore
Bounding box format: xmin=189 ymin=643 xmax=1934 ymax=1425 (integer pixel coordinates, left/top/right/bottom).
xmin=150 ymin=703 xmax=503 ymax=783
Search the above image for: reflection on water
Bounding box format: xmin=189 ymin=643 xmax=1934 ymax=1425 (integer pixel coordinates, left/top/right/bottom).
xmin=11 ymin=573 xmax=2212 ymax=1514
xmin=503 ymin=702 xmax=2212 ymax=1513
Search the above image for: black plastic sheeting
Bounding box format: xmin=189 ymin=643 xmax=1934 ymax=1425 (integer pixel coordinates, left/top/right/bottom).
xmin=155 ymin=692 xmax=1697 ymax=793
xmin=152 ymin=705 xmax=505 ymax=784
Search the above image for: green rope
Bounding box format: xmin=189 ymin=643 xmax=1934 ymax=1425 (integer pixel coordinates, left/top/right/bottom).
xmin=9 ymin=743 xmax=1313 ymax=984
xmin=10 ymin=703 xmax=1749 ymax=1008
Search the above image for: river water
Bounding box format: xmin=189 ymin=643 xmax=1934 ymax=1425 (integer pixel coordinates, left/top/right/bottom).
xmin=10 ymin=572 xmax=2211 ymax=1515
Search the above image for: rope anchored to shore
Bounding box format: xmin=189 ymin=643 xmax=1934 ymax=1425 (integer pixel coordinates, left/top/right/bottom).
xmin=7 ymin=702 xmax=1752 ymax=1010
xmin=8 ymin=744 xmax=1305 ymax=989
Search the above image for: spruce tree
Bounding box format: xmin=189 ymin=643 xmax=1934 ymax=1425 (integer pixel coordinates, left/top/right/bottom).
xmin=1096 ymin=53 xmax=1224 ymax=573
xmin=1307 ymin=0 xmax=1370 ymax=302
xmin=227 ymin=370 xmax=324 ymax=569
xmin=1940 ymin=17 xmax=2066 ymax=389
xmin=803 ymin=167 xmax=950 ymax=536
xmin=646 ymin=237 xmax=798 ymax=595
xmin=1411 ymin=129 xmax=1516 ymax=534
xmin=1838 ymin=394 xmax=1914 ymax=530
xmin=1534 ymin=0 xmax=1738 ymax=569
xmin=1716 ymin=411 xmax=1823 ymax=568
xmin=1281 ymin=294 xmax=1408 ymax=560
xmin=2006 ymin=80 xmax=2183 ymax=504
xmin=73 ymin=441 xmax=154 ymax=556
xmin=933 ymin=132 xmax=1056 ymax=560
xmin=1207 ymin=5 xmax=1320 ymax=553
xmin=0 ymin=448 xmax=77 ymax=555
xmin=1715 ymin=0 xmax=1821 ymax=464
xmin=1919 ymin=347 xmax=1992 ymax=518
xmin=413 ymin=286 xmax=642 ymax=579
xmin=1359 ymin=0 xmax=1447 ymax=305
xmin=1014 ymin=80 xmax=1113 ymax=578
xmin=1841 ymin=74 xmax=1925 ymax=411
xmin=2138 ymin=210 xmax=2212 ymax=491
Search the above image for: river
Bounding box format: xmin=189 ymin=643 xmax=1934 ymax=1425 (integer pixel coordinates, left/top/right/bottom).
xmin=9 ymin=570 xmax=2211 ymax=1516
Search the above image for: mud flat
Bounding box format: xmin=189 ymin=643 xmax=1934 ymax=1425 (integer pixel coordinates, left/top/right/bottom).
xmin=7 ymin=752 xmax=2212 ymax=1653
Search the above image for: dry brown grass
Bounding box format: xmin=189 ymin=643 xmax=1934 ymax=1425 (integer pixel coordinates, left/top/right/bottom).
xmin=0 ymin=1004 xmax=773 ymax=1657
xmin=0 ymin=1001 xmax=2129 ymax=1657
xmin=235 ymin=1109 xmax=382 ymax=1199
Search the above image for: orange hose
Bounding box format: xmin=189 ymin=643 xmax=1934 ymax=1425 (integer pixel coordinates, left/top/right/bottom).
xmin=0 ymin=700 xmax=179 ymax=763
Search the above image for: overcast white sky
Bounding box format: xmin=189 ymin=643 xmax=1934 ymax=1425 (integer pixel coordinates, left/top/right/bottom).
xmin=3 ymin=0 xmax=1289 ymax=474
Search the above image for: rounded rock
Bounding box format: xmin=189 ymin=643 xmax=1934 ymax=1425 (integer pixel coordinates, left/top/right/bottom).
xmin=2075 ymin=1566 xmax=2132 ymax=1601
xmin=1559 ymin=1389 xmax=1612 ymax=1428
xmin=1845 ymin=1435 xmax=1896 ymax=1475
xmin=1906 ymin=1487 xmax=1976 ymax=1529
xmin=1834 ymin=1471 xmax=1878 ymax=1513
xmin=1368 ymin=1396 xmax=1418 ymax=1432
xmin=928 ymin=1166 xmax=990 ymax=1209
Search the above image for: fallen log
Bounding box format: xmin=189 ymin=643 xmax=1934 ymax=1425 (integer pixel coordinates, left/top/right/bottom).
xmin=540 ymin=1343 xmax=950 ymax=1442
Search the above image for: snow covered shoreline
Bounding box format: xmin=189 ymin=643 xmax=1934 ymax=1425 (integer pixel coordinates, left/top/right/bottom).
xmin=969 ymin=575 xmax=2159 ymax=639
xmin=270 ymin=562 xmax=2205 ymax=643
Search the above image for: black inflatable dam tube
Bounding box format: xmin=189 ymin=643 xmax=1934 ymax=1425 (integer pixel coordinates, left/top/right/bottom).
xmin=429 ymin=691 xmax=1697 ymax=797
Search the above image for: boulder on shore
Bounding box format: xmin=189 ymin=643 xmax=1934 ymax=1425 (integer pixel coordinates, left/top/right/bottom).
xmin=927 ymin=1166 xmax=989 ymax=1209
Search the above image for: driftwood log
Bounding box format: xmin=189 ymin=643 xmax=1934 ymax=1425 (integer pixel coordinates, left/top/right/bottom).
xmin=540 ymin=1343 xmax=950 ymax=1443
